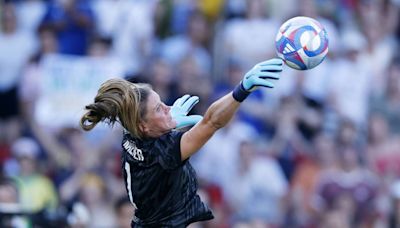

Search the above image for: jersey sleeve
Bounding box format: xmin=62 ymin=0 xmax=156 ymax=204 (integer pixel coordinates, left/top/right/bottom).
xmin=155 ymin=131 xmax=185 ymax=170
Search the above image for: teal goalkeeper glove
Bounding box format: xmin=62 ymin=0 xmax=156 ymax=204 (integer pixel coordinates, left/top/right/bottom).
xmin=170 ymin=94 xmax=203 ymax=129
xmin=233 ymin=58 xmax=283 ymax=102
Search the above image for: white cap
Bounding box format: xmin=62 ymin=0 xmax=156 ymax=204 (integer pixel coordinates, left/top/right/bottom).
xmin=11 ymin=137 xmax=40 ymax=159
xmin=340 ymin=29 xmax=367 ymax=52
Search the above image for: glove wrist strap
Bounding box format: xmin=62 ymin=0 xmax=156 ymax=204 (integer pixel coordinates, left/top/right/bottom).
xmin=232 ymin=83 xmax=250 ymax=102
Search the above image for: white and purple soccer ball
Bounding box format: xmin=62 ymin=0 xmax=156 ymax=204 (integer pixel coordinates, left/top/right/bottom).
xmin=275 ymin=16 xmax=329 ymax=70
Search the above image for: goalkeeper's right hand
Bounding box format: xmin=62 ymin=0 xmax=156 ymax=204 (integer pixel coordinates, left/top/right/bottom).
xmin=170 ymin=95 xmax=203 ymax=129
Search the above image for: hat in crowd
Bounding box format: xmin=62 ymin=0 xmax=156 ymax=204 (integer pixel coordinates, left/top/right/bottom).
xmin=340 ymin=28 xmax=367 ymax=52
xmin=11 ymin=137 xmax=40 ymax=159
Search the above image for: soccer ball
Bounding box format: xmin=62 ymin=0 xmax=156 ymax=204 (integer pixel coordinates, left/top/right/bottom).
xmin=275 ymin=16 xmax=329 ymax=70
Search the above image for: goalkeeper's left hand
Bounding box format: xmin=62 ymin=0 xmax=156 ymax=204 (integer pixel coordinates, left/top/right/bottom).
xmin=232 ymin=58 xmax=283 ymax=102
xmin=170 ymin=94 xmax=203 ymax=129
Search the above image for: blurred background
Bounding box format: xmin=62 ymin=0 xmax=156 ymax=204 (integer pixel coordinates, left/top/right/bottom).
xmin=0 ymin=0 xmax=399 ymax=227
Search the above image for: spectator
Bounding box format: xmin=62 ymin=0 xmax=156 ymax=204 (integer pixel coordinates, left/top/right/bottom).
xmin=0 ymin=176 xmax=30 ymax=228
xmin=8 ymin=137 xmax=58 ymax=213
xmin=79 ymin=173 xmax=116 ymax=227
xmin=221 ymin=0 xmax=280 ymax=70
xmin=41 ymin=0 xmax=94 ymax=55
xmin=0 ymin=176 xmax=18 ymax=204
xmin=370 ymin=57 xmax=400 ymax=134
xmin=144 ymin=57 xmax=179 ymax=105
xmin=268 ymin=96 xmax=309 ymax=181
xmin=294 ymin=0 xmax=341 ymax=104
xmin=314 ymin=146 xmax=380 ymax=227
xmin=357 ymin=0 xmax=398 ymax=97
xmin=114 ymin=196 xmax=134 ymax=228
xmin=287 ymin=132 xmax=338 ymax=227
xmin=110 ymin=0 xmax=155 ymax=75
xmin=0 ymin=2 xmax=36 ymax=144
xmin=15 ymin=0 xmax=47 ymax=35
xmin=367 ymin=113 xmax=400 ymax=182
xmin=225 ymin=140 xmax=288 ymax=226
xmin=60 ymin=172 xmax=117 ymax=227
xmin=160 ymin=9 xmax=212 ymax=78
xmin=191 ymin=119 xmax=258 ymax=190
xmin=19 ymin=25 xmax=58 ymax=121
xmin=327 ymin=28 xmax=372 ymax=128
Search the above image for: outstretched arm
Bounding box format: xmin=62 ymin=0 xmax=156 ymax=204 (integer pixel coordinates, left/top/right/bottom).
xmin=180 ymin=58 xmax=283 ymax=160
xmin=180 ymin=93 xmax=239 ymax=160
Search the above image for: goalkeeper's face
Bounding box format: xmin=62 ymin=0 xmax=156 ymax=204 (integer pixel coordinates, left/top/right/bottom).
xmin=140 ymin=90 xmax=176 ymax=138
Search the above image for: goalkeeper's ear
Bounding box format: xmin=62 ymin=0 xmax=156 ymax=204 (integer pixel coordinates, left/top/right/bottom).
xmin=138 ymin=121 xmax=147 ymax=135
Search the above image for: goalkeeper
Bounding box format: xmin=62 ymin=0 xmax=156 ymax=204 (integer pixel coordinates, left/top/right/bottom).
xmin=80 ymin=58 xmax=283 ymax=227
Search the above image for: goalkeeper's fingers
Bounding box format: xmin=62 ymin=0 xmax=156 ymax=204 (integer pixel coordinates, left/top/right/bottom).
xmin=181 ymin=96 xmax=200 ymax=113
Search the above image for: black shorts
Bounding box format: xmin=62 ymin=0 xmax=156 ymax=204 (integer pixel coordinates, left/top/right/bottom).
xmin=0 ymin=86 xmax=20 ymax=119
xmin=131 ymin=223 xmax=186 ymax=228
xmin=131 ymin=212 xmax=213 ymax=228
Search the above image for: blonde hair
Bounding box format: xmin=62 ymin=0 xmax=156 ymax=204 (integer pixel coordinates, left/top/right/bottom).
xmin=80 ymin=78 xmax=151 ymax=138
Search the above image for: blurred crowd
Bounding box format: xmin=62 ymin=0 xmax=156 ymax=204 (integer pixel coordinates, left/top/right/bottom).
xmin=0 ymin=0 xmax=400 ymax=227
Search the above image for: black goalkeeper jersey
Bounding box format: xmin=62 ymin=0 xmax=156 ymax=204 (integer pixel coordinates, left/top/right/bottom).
xmin=121 ymin=130 xmax=214 ymax=227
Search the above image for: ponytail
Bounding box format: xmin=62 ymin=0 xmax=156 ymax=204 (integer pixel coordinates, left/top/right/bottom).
xmin=80 ymin=78 xmax=151 ymax=138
